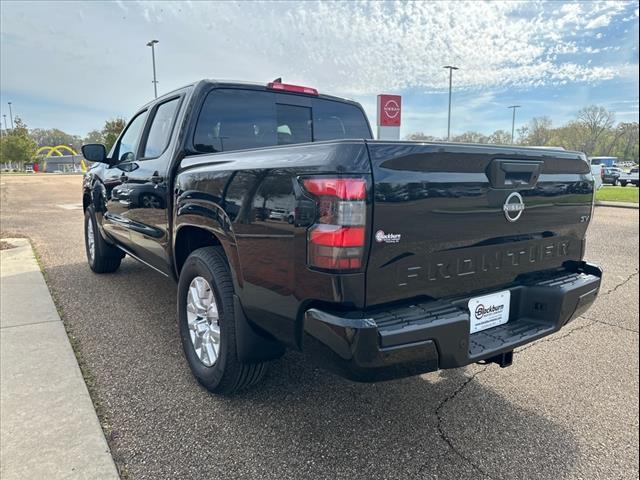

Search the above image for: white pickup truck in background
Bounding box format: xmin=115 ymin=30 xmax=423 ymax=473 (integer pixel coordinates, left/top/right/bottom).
xmin=618 ymin=167 xmax=639 ymax=187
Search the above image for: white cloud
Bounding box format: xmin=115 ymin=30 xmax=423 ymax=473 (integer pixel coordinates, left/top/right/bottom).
xmin=586 ymin=14 xmax=613 ymax=29
xmin=127 ymin=0 xmax=629 ymax=94
xmin=0 ymin=0 xmax=637 ymax=134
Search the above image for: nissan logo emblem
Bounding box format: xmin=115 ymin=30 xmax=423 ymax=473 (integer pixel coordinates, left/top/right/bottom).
xmin=503 ymin=192 xmax=525 ymax=222
xmin=384 ymin=100 xmax=400 ymax=119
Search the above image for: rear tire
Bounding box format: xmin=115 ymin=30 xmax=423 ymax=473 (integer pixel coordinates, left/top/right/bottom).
xmin=84 ymin=207 xmax=123 ymax=273
xmin=620 ymin=181 xmax=628 ymax=187
xmin=177 ymin=246 xmax=266 ymax=394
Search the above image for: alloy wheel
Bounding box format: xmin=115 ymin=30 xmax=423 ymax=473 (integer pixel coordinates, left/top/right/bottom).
xmin=186 ymin=276 xmax=221 ymax=367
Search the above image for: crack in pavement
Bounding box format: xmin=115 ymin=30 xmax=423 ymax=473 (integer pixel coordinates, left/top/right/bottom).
xmin=423 ymin=269 xmax=638 ymax=479
xmin=602 ymin=269 xmax=638 ymax=297
xmin=583 ymin=316 xmax=639 ymax=334
xmin=416 ymin=366 xmax=495 ymax=480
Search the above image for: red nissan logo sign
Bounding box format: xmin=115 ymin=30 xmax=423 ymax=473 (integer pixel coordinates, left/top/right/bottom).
xmin=378 ymin=94 xmax=401 ymax=126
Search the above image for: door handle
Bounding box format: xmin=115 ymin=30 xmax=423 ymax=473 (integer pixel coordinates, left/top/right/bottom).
xmin=487 ymin=159 xmax=543 ymax=189
xmin=151 ymin=172 xmax=164 ymax=184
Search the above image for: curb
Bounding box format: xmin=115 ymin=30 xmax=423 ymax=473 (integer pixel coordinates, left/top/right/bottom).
xmin=595 ymin=201 xmax=638 ymax=209
xmin=0 ymin=239 xmax=120 ymax=480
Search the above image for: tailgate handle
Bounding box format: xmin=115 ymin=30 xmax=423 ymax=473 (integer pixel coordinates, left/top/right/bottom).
xmin=487 ymin=160 xmax=543 ymax=189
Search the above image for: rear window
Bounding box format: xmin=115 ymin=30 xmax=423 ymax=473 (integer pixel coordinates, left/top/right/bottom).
xmin=193 ymin=88 xmax=371 ymax=153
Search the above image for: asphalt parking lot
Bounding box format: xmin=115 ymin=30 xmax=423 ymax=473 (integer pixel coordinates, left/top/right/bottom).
xmin=1 ymin=174 xmax=638 ymax=480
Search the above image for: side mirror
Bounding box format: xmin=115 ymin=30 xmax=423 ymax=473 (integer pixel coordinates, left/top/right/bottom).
xmin=81 ymin=144 xmax=109 ymax=164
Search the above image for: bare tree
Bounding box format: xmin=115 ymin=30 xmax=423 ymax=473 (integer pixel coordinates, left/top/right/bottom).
xmin=520 ymin=117 xmax=553 ymax=146
xmin=577 ymin=106 xmax=615 ymax=155
xmin=452 ymin=131 xmax=489 ymax=144
xmin=405 ymin=132 xmax=440 ymax=142
xmin=488 ymin=130 xmax=512 ymax=145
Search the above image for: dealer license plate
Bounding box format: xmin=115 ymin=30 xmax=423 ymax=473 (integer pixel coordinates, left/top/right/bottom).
xmin=468 ymin=290 xmax=511 ymax=334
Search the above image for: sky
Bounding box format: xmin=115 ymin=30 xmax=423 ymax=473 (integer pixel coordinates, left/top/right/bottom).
xmin=0 ymin=0 xmax=638 ymax=139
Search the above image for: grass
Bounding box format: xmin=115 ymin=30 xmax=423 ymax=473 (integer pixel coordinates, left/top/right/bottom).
xmin=596 ymin=186 xmax=639 ymax=203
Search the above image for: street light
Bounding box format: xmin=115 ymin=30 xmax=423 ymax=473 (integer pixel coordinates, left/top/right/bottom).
xmin=7 ymin=102 xmax=14 ymax=129
xmin=2 ymin=114 xmax=7 ymax=131
xmin=443 ymin=66 xmax=458 ymax=141
xmin=146 ymin=40 xmax=159 ymax=98
xmin=508 ymin=105 xmax=521 ymax=144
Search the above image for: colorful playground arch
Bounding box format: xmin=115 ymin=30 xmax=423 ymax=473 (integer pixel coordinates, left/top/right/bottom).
xmin=36 ymin=145 xmax=78 ymax=157
xmin=36 ymin=145 xmax=88 ymax=172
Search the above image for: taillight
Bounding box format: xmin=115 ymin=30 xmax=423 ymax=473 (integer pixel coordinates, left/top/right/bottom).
xmin=302 ymin=177 xmax=367 ymax=270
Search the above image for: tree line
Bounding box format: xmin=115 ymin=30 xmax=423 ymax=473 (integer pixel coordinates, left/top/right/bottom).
xmin=1 ymin=104 xmax=638 ymax=167
xmin=406 ymin=105 xmax=639 ymax=163
xmin=0 ymin=118 xmax=126 ymax=166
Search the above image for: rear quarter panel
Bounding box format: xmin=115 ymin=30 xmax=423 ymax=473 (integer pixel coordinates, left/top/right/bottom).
xmin=174 ymin=141 xmax=371 ymax=347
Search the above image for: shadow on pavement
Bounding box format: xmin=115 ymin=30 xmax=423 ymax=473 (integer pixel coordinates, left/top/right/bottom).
xmin=42 ymin=258 xmax=580 ymax=480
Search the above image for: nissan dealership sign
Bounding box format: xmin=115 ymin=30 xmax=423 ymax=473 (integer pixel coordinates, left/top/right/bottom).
xmin=377 ymin=94 xmax=401 ymax=140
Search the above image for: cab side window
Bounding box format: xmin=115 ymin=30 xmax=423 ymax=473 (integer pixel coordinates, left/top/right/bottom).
xmin=115 ymin=111 xmax=147 ymax=163
xmin=143 ymin=98 xmax=180 ymax=158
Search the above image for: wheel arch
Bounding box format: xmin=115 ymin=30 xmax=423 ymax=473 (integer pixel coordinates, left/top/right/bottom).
xmin=173 ymin=222 xmax=243 ymax=292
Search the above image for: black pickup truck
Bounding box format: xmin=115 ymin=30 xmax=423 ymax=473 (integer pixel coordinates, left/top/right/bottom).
xmin=82 ymin=79 xmax=602 ymax=394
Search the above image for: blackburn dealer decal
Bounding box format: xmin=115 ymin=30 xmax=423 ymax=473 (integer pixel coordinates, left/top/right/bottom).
xmin=375 ymin=230 xmax=401 ymax=243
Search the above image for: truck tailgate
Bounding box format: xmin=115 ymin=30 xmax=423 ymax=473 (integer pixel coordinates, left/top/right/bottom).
xmin=365 ymin=141 xmax=593 ymax=307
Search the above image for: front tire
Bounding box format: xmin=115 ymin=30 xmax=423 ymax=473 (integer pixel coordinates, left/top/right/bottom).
xmin=84 ymin=207 xmax=123 ymax=273
xmin=620 ymin=181 xmax=628 ymax=187
xmin=177 ymin=247 xmax=266 ymax=394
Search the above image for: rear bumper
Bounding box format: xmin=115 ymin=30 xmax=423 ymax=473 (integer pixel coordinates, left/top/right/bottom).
xmin=302 ymin=262 xmax=602 ymax=381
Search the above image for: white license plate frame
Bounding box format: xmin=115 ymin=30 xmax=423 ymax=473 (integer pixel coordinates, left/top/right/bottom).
xmin=468 ymin=290 xmax=511 ymax=334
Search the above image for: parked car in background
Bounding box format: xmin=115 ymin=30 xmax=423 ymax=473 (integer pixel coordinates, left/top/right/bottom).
xmin=618 ymin=167 xmax=639 ymax=187
xmin=617 ymin=161 xmax=636 ymax=169
xmin=267 ymin=208 xmax=288 ymax=221
xmin=602 ymin=167 xmax=622 ymax=185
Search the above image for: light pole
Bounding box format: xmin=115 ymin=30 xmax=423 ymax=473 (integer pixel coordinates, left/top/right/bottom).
xmin=146 ymin=40 xmax=159 ymax=98
xmin=508 ymin=105 xmax=521 ymax=144
xmin=2 ymin=114 xmax=7 ymax=132
xmin=443 ymin=66 xmax=458 ymax=141
xmin=7 ymin=102 xmax=14 ymax=129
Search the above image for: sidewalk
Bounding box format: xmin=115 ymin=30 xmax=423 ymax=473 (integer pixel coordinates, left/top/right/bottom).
xmin=0 ymin=239 xmax=119 ymax=479
xmin=595 ymin=201 xmax=638 ymax=209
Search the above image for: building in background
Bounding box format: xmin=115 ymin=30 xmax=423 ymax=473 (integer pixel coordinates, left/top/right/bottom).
xmin=42 ymin=154 xmax=87 ymax=173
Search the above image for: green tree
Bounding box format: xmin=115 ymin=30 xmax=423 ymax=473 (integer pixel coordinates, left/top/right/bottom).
xmin=84 ymin=129 xmax=104 ymax=145
xmin=608 ymin=122 xmax=639 ymax=163
xmin=101 ymin=118 xmax=126 ymax=152
xmin=548 ymin=121 xmax=588 ymax=151
xmin=30 ymin=128 xmax=82 ymax=152
xmin=0 ymin=117 xmax=38 ymax=167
